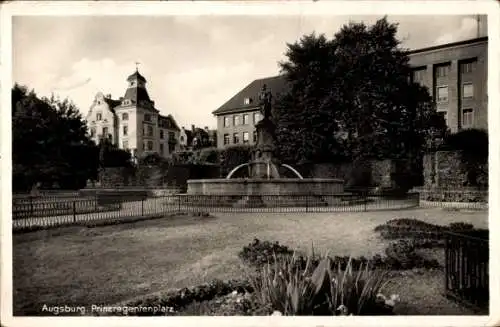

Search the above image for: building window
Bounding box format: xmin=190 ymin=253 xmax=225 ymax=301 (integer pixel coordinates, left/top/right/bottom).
xmin=123 ymin=125 xmax=128 ymax=136
xmin=102 ymin=127 xmax=108 ymax=138
xmin=224 ymin=117 xmax=230 ymax=127
xmin=437 ymin=110 xmax=448 ymax=126
xmin=142 ymin=142 xmax=145 ymax=150
xmin=147 ymin=140 xmax=153 ymax=151
xmin=243 ymin=132 xmax=249 ymax=144
xmin=160 ymin=130 xmax=164 ymax=139
xmin=243 ymin=114 xmax=249 ymax=125
xmin=168 ymin=131 xmax=175 ymax=140
xmin=148 ymin=125 xmax=153 ymax=137
xmin=253 ymin=112 xmax=262 ymax=124
xmin=463 ymin=83 xmax=474 ymax=99
xmin=122 ymin=113 xmax=128 ymax=121
xmin=437 ymin=86 xmax=448 ymax=103
xmin=233 ymin=133 xmax=240 ymax=144
xmin=223 ymin=133 xmax=230 ymax=145
xmin=159 ymin=143 xmax=164 ymax=155
xmin=435 ymin=64 xmax=450 ymax=78
xmin=233 ymin=115 xmax=240 ymax=126
xmin=461 ymin=60 xmax=477 ymax=74
xmin=144 ymin=113 xmax=151 ymax=122
xmin=90 ymin=128 xmax=96 ymax=137
xmin=96 ymin=113 xmax=102 ymax=121
xmin=462 ymin=108 xmax=474 ymax=128
xmin=180 ymin=135 xmax=184 ymax=142
xmin=123 ymin=140 xmax=129 ymax=149
xmin=412 ymin=68 xmax=426 ymax=82
xmin=244 ymin=97 xmax=252 ymax=105
xmin=169 ymin=143 xmax=175 ymax=153
xmin=253 ymin=130 xmax=257 ymax=143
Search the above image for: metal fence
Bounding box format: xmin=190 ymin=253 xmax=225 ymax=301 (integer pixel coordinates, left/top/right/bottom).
xmin=445 ymin=230 xmax=489 ymax=311
xmin=12 ymin=192 xmax=420 ymax=231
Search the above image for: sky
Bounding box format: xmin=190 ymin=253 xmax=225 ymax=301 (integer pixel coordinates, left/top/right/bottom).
xmin=12 ymin=14 xmax=487 ymax=130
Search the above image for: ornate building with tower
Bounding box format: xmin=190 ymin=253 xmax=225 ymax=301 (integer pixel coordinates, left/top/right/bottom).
xmin=85 ymin=68 xmax=181 ymax=160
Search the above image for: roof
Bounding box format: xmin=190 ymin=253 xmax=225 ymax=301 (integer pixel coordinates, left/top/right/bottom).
xmin=104 ymin=98 xmax=121 ymax=114
xmin=212 ymin=74 xmax=289 ymax=115
xmin=408 ymin=36 xmax=488 ymax=55
xmin=127 ymin=70 xmax=147 ymax=83
xmin=158 ymin=114 xmax=181 ymax=131
xmin=123 ymin=87 xmax=152 ymax=103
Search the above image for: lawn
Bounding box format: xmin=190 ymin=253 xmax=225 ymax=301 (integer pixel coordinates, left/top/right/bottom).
xmin=13 ymin=207 xmax=488 ymax=315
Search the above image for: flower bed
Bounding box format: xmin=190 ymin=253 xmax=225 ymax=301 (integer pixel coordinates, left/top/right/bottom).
xmin=103 ymin=279 xmax=253 ymax=316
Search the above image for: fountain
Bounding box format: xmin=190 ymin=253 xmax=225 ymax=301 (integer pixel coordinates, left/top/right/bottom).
xmin=186 ymin=84 xmax=345 ymax=207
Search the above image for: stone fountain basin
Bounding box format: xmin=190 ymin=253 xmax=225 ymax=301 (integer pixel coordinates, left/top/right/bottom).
xmin=187 ymin=178 xmax=344 ymax=195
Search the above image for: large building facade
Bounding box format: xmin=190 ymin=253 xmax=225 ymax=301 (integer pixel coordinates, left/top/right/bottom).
xmin=212 ymin=75 xmax=287 ymax=148
xmin=408 ymin=37 xmax=488 ymax=133
xmin=85 ymin=69 xmax=181 ymax=159
xmin=213 ymin=37 xmax=488 ymax=148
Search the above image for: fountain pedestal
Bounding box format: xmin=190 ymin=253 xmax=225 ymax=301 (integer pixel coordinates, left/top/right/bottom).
xmin=250 ymin=117 xmax=280 ymax=179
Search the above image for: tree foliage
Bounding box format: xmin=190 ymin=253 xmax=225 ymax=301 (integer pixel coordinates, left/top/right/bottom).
xmin=274 ymin=17 xmax=448 ymax=166
xmin=12 ymin=84 xmax=131 ymax=191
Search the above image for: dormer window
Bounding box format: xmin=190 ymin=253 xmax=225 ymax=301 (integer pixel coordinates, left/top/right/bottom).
xmin=96 ymin=113 xmax=102 ymax=121
xmin=244 ymin=98 xmax=252 ymax=105
xmin=97 ymin=100 xmax=102 ymax=105
xmin=122 ymin=113 xmax=129 ymax=121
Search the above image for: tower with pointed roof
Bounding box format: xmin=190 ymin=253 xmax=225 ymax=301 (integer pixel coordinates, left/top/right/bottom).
xmin=86 ymin=67 xmax=181 ymax=161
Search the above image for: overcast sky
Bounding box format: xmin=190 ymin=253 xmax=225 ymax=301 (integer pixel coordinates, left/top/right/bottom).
xmin=13 ymin=14 xmax=487 ymax=129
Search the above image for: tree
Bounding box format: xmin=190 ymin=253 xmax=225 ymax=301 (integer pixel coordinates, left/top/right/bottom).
xmin=98 ymin=137 xmax=133 ymax=168
xmin=12 ymin=84 xmax=98 ymax=191
xmin=274 ymin=17 xmax=448 ymax=170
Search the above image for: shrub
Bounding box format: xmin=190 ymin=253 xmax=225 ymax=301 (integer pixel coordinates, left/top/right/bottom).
xmin=239 ymin=238 xmax=436 ymax=273
xmin=219 ymin=145 xmax=253 ymax=176
xmin=448 ymin=222 xmax=474 ymax=232
xmin=384 ymin=240 xmax=439 ymax=269
xmin=374 ymin=218 xmax=485 ymax=244
xmin=238 ymin=238 xmax=295 ymax=268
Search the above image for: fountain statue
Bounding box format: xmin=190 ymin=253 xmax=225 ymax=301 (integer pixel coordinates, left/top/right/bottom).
xmin=186 ymin=82 xmax=345 ymax=207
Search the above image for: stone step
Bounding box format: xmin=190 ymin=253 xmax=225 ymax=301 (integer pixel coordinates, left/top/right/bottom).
xmin=234 ymin=195 xmax=329 ymax=208
xmin=162 ymin=195 xmax=368 ymax=208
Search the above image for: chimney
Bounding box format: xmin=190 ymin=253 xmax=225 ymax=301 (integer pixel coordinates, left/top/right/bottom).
xmin=204 ymin=126 xmax=209 ymax=131
xmin=191 ymin=124 xmax=195 ymax=132
xmin=106 ymin=94 xmax=111 ymax=99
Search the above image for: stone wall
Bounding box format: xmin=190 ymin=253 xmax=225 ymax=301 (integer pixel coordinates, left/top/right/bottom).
xmin=423 ymin=150 xmax=488 ymax=189
xmin=97 ymin=164 xmax=220 ymax=192
xmin=296 ymin=159 xmax=405 ymax=189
